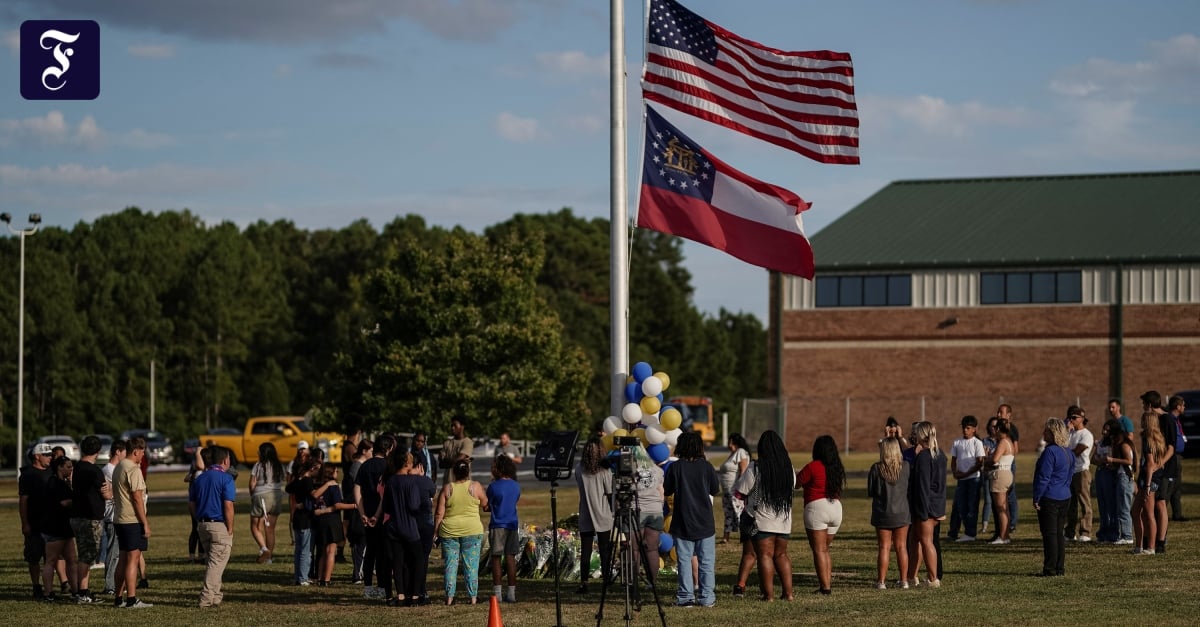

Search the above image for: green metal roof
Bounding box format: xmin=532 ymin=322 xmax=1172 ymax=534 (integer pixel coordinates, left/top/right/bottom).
xmin=811 ymin=170 xmax=1200 ymax=271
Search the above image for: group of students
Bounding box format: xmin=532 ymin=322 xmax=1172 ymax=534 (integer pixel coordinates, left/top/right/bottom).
xmin=270 ymin=417 xmax=524 ymax=607
xmin=19 ymin=436 xmax=153 ymax=608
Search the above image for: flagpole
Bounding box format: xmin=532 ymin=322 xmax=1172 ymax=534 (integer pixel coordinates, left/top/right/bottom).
xmin=609 ymin=0 xmax=629 ymax=417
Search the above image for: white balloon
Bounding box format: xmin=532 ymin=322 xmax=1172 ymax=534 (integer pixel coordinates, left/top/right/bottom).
xmin=621 ymin=402 xmax=643 ymax=424
xmin=602 ymin=416 xmax=622 ymax=435
xmin=641 ymin=376 xmax=664 ymax=397
xmin=645 ymin=425 xmax=667 ymax=444
xmin=641 ymin=413 xmax=660 ymax=427
xmin=664 ymin=428 xmax=682 ymax=446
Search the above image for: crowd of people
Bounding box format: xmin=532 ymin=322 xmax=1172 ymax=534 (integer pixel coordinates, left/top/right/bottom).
xmin=15 ymin=391 xmax=1189 ymax=609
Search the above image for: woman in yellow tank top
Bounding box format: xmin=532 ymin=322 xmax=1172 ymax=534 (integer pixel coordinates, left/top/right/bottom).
xmin=434 ymin=458 xmax=488 ymax=605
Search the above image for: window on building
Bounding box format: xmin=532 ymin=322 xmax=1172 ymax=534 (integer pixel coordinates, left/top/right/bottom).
xmin=980 ymin=270 xmax=1082 ymax=304
xmin=815 ymin=274 xmax=911 ymax=307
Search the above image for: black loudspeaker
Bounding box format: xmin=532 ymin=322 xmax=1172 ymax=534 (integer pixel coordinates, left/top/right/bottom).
xmin=534 ymin=430 xmax=579 ymax=481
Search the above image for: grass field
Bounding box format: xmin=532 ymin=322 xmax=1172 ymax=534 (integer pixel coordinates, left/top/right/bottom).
xmin=3 ymin=455 xmax=1198 ymax=625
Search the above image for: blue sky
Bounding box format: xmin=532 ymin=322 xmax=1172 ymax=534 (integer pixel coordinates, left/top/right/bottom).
xmin=2 ymin=0 xmax=1198 ymax=321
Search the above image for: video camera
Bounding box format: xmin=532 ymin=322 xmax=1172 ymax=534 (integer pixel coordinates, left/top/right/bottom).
xmin=611 ymin=436 xmax=649 ymax=508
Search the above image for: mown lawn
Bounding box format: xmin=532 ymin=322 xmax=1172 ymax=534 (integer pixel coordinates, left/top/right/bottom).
xmin=2 ymin=455 xmax=1198 ymax=625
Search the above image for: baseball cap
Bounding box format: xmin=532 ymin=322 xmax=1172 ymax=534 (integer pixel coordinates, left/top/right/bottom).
xmin=33 ymin=443 xmax=54 ymax=455
xmin=297 ymin=440 xmax=310 ymax=450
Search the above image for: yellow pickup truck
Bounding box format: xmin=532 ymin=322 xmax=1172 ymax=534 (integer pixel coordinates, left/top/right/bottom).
xmin=198 ymin=416 xmax=342 ymax=466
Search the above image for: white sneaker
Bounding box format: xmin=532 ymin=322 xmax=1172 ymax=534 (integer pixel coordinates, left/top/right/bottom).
xmin=989 ymin=538 xmax=1010 ymax=545
xmin=874 ymin=582 xmax=887 ymax=590
xmin=1077 ymin=535 xmax=1092 ymax=542
xmin=125 ymin=599 xmax=153 ymax=609
xmin=955 ymin=535 xmax=975 ymax=542
xmin=1115 ymin=539 xmax=1134 ymax=545
xmin=895 ymin=579 xmax=910 ymax=590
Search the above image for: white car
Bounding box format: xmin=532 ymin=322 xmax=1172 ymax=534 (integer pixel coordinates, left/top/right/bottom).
xmin=34 ymin=435 xmax=80 ymax=461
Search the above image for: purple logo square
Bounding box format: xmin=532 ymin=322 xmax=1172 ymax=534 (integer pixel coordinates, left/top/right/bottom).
xmin=20 ymin=20 xmax=100 ymax=100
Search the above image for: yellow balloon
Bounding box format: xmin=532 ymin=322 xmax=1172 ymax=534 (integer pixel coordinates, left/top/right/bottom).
xmin=640 ymin=396 xmax=661 ymax=416
xmin=662 ymin=514 xmax=672 ymax=531
xmin=601 ymin=433 xmax=615 ymax=450
xmin=660 ymin=407 xmax=682 ymax=431
xmin=633 ymin=428 xmax=648 ymax=447
xmin=612 ymin=428 xmax=629 ymax=438
xmin=654 ymin=372 xmax=670 ymax=391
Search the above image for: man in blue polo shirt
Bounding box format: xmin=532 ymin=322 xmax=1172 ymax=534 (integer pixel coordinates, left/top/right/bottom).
xmin=189 ymin=446 xmax=236 ymax=608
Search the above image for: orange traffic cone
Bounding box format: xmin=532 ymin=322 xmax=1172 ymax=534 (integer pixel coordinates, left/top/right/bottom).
xmin=487 ymin=595 xmax=503 ymax=627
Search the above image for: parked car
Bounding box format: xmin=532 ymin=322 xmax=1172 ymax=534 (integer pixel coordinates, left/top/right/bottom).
xmin=34 ymin=435 xmax=80 ymax=461
xmin=1174 ymin=389 xmax=1200 ymax=458
xmin=90 ymin=434 xmax=114 ymax=464
xmin=119 ymin=429 xmax=175 ymax=464
xmin=200 ymin=416 xmax=342 ymax=466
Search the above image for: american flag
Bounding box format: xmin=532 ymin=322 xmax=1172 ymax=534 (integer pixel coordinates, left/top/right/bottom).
xmin=643 ymin=0 xmax=859 ymax=165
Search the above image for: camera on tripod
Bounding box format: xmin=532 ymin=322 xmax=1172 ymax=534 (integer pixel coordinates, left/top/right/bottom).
xmin=611 ymin=436 xmax=648 ymax=507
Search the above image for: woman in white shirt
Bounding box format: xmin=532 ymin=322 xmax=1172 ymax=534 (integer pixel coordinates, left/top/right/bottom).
xmin=719 ymin=434 xmax=751 ymax=543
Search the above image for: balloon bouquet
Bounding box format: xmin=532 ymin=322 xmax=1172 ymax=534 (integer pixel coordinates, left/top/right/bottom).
xmin=599 ymin=360 xmax=684 ymax=575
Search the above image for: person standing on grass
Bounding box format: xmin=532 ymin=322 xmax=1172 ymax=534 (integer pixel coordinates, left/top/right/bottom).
xmin=997 ymin=404 xmax=1021 ymax=536
xmin=719 ymin=434 xmax=751 ymax=544
xmin=440 ymin=416 xmax=472 ymax=485
xmin=189 ymin=445 xmax=236 ymax=607
xmin=1033 ymin=418 xmax=1072 ymax=576
xmin=344 ymin=438 xmax=372 ymax=584
xmin=70 ymin=435 xmax=109 ymax=604
xmin=356 ymin=433 xmax=396 ymax=600
xmin=113 ymin=437 xmax=152 ymax=609
xmin=797 ymin=434 xmax=844 ymax=597
xmin=575 ymin=436 xmax=613 ymax=594
xmin=734 ymin=430 xmax=795 ymax=601
xmin=286 ymin=459 xmax=319 ymax=586
xmin=1064 ymin=406 xmax=1095 ymax=542
xmin=249 ymin=442 xmax=284 ymax=565
xmin=435 ymin=457 xmax=488 ymax=605
xmin=987 ymin=420 xmax=1016 ymax=545
xmin=376 ymin=450 xmax=425 ymax=606
xmin=948 ymin=416 xmax=985 ymax=542
xmin=663 ymin=431 xmax=721 ymax=608
xmin=1131 ymin=411 xmax=1167 ymax=555
xmin=485 ymin=454 xmax=522 ymax=603
xmin=19 ymin=444 xmax=53 ymax=601
xmin=1165 ymin=395 xmax=1187 ymax=523
xmin=44 ymin=456 xmax=80 ymax=602
xmin=1091 ymin=420 xmax=1120 ymax=543
xmin=311 ymin=462 xmax=355 ymax=587
xmin=869 ymin=436 xmax=911 ymax=589
xmin=1140 ymin=391 xmax=1178 ymax=554
xmin=409 ymin=452 xmax=438 ymax=605
xmin=905 ymin=421 xmax=947 ymax=588
xmin=101 ymin=439 xmax=127 ymax=595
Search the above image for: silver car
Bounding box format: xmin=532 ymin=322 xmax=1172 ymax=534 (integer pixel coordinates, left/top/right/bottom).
xmin=34 ymin=435 xmax=80 ymax=461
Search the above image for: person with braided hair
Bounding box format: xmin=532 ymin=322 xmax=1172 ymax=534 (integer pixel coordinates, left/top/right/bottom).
xmin=732 ymin=430 xmax=794 ymax=601
xmin=798 ymin=435 xmax=846 ymax=596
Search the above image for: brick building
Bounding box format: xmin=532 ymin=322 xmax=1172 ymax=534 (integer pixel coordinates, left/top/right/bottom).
xmin=770 ymin=170 xmax=1200 ymax=453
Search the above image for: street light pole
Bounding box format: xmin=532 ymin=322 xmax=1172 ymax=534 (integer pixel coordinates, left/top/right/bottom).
xmin=2 ymin=213 xmax=41 ymax=470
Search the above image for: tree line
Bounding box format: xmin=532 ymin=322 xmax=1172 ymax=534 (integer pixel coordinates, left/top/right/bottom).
xmin=0 ymin=207 xmax=766 ymax=464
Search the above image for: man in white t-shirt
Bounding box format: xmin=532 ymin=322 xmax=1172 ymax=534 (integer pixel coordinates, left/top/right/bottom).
xmin=949 ymin=416 xmax=987 ymax=541
xmin=1065 ymin=407 xmax=1095 ymax=541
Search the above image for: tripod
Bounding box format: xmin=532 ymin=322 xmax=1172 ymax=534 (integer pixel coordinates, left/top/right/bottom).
xmin=595 ymin=488 xmax=667 ymax=627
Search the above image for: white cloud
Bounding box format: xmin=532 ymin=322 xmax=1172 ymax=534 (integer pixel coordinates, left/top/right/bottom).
xmin=3 ymin=30 xmax=18 ymax=56
xmin=862 ymin=94 xmax=1034 ymax=138
xmin=0 ymin=111 xmax=174 ymax=150
xmin=127 ymin=43 xmax=175 ymax=58
xmin=1051 ymin=33 xmax=1200 ymax=101
xmin=494 ymin=112 xmax=542 ymax=142
xmin=535 ymin=50 xmax=608 ymax=78
xmin=0 ymin=162 xmax=244 ymax=193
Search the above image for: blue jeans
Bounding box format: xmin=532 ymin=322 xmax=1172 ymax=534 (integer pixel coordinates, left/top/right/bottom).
xmin=1094 ymin=467 xmax=1117 ymax=542
xmin=1116 ymin=469 xmax=1134 ymax=541
xmin=950 ymin=476 xmax=981 ymax=537
xmin=674 ymin=535 xmax=715 ymax=606
xmin=293 ymin=527 xmax=313 ymax=584
xmin=1007 ymin=460 xmax=1019 ymax=531
xmin=980 ymin=476 xmax=993 ymax=530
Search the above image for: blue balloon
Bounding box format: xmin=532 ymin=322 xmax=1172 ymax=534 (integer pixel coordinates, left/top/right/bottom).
xmin=658 ymin=532 xmax=674 ymax=553
xmin=632 ymin=361 xmax=653 ymax=383
xmin=657 ymin=393 xmax=665 ymax=403
xmin=625 ymin=381 xmax=642 ymax=403
xmin=647 ymin=442 xmax=670 ymax=464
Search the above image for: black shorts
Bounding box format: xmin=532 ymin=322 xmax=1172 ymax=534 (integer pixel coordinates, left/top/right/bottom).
xmin=115 ymin=522 xmax=148 ymax=552
xmin=1155 ymin=475 xmax=1178 ymax=502
xmin=314 ymin=513 xmax=344 ymax=546
xmin=24 ymin=532 xmax=45 ymax=564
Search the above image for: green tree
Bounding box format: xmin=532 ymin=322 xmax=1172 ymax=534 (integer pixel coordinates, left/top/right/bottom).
xmin=327 ymin=226 xmax=590 ymax=439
